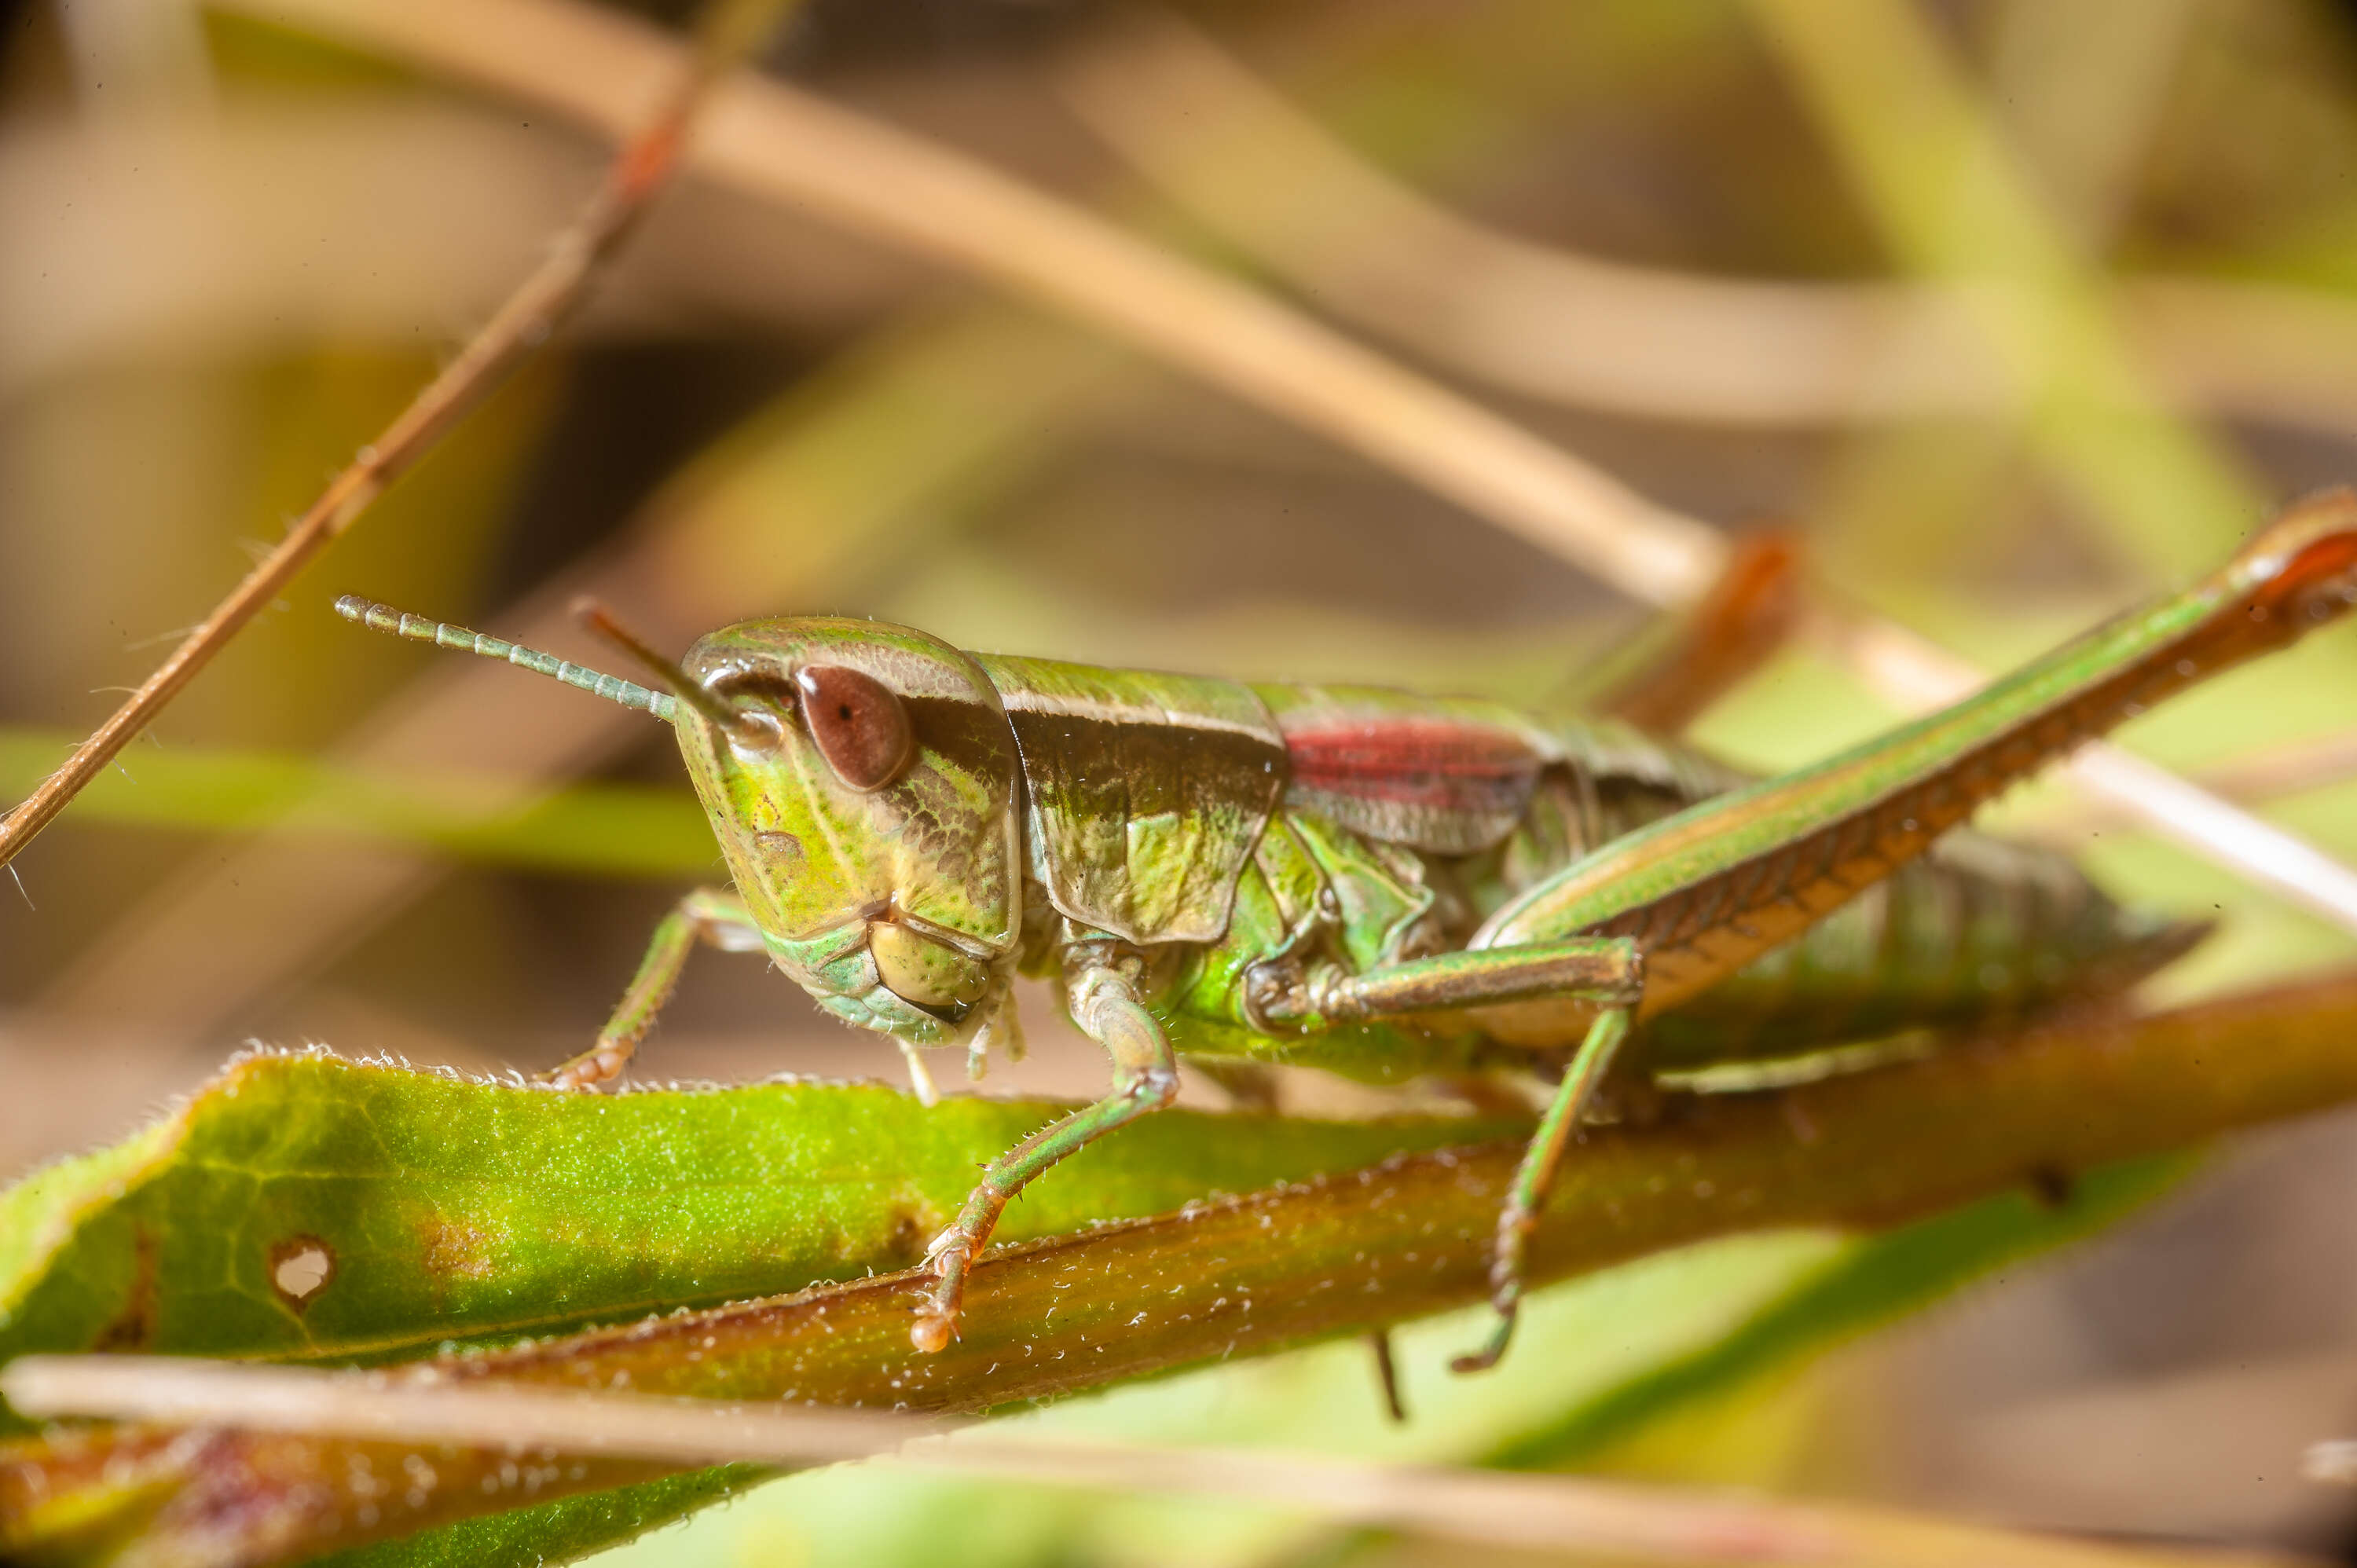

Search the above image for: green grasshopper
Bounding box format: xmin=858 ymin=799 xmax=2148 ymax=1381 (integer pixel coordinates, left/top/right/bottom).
xmin=337 ymin=491 xmax=2357 ymax=1371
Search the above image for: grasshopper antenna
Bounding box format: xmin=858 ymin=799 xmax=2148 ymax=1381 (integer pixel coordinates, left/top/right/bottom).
xmin=333 ymin=596 xmax=676 ymax=722
xmin=569 ymin=595 xmax=775 ymax=744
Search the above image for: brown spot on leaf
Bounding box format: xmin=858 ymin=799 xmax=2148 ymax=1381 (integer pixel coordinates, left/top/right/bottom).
xmin=91 ymin=1226 xmax=158 ymax=1350
xmin=269 ymin=1235 xmax=336 ymax=1311
xmin=414 ymin=1211 xmax=495 ymax=1305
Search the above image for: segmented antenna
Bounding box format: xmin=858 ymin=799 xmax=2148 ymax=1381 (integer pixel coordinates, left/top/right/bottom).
xmin=333 ymin=596 xmax=677 ymax=722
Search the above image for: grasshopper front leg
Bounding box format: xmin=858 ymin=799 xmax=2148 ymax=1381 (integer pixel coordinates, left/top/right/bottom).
xmin=914 ymin=946 xmax=1179 ymax=1352
xmin=544 ymin=886 xmax=765 ymax=1089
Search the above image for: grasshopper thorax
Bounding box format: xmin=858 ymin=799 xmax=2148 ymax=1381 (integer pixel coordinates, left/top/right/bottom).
xmin=674 ymin=618 xmax=1025 ymax=1044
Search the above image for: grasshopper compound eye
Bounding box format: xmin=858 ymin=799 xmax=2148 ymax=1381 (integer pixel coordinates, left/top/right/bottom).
xmin=796 ymin=665 xmax=913 ymax=790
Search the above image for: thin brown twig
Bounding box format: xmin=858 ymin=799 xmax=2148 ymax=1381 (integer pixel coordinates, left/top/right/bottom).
xmin=0 ymin=0 xmax=800 ymax=875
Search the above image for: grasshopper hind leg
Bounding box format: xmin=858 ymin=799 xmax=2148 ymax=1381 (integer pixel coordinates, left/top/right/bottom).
xmin=1254 ymin=936 xmax=1645 ymax=1373
xmin=1453 ymin=1006 xmax=1633 ymax=1373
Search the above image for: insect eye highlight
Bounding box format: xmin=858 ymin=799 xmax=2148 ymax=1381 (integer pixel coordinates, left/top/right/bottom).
xmin=795 ymin=665 xmax=912 ymax=790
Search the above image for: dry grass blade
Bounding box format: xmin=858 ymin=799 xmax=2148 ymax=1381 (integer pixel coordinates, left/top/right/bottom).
xmin=2 ymin=1358 xmax=2222 ymax=1568
xmin=235 ymin=0 xmax=1731 ymax=603
xmin=220 ymin=0 xmax=2357 ymax=940
xmin=0 ymin=0 xmax=801 ymax=874
xmin=2304 ymin=1442 xmax=2357 ymax=1486
xmin=1055 ymin=11 xmax=2357 ymax=438
xmin=2181 ymin=728 xmax=2357 ymax=809
xmin=2012 ymin=728 xmax=2357 ymax=846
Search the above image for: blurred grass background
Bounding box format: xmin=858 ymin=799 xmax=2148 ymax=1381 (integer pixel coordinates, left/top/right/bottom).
xmin=8 ymin=0 xmax=2357 ymax=1560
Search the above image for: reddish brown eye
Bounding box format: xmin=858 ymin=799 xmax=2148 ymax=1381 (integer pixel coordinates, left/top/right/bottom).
xmin=795 ymin=665 xmax=912 ymax=790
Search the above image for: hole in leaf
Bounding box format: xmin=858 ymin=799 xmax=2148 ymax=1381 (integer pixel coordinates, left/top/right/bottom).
xmin=269 ymin=1236 xmax=335 ymax=1310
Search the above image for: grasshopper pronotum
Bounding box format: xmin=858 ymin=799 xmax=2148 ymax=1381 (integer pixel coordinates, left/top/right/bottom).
xmin=338 ymin=489 xmax=2357 ymax=1371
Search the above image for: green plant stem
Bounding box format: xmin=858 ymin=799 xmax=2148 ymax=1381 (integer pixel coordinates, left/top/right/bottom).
xmin=0 ymin=728 xmax=715 ymax=879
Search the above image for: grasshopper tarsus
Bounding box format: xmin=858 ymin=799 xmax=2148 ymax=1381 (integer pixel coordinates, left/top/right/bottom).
xmin=909 ymin=1295 xmax=959 ymax=1356
xmin=538 ymin=1045 xmax=630 ymax=1092
xmin=1450 ymin=1309 xmax=1517 ymax=1376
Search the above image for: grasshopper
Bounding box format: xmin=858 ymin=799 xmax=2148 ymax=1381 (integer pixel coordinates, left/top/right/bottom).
xmin=338 ymin=492 xmax=2357 ymax=1371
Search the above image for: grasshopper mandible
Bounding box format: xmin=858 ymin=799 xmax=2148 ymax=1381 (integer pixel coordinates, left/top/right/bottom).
xmin=337 ymin=491 xmax=2357 ymax=1371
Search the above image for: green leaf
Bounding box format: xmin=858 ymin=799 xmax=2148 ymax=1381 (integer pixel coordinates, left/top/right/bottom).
xmin=0 ymin=1051 xmax=1502 ymax=1426
xmin=335 ymin=1162 xmax=2199 ymax=1568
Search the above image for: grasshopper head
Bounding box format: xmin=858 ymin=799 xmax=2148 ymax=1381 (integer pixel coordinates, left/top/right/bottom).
xmin=333 ymin=596 xmax=1024 ymax=1049
xmin=674 ymin=617 xmax=1023 ymax=1046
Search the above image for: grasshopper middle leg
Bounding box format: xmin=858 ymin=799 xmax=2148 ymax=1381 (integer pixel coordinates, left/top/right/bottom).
xmin=914 ymin=951 xmax=1179 ymax=1352
xmin=544 ymin=886 xmax=765 ymax=1089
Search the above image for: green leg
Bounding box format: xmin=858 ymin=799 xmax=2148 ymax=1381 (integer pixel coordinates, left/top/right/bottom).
xmin=543 ymin=886 xmax=764 ymax=1090
xmin=914 ymin=961 xmax=1178 ymax=1353
xmin=1254 ymin=936 xmax=1644 ymax=1376
xmin=1453 ymin=1005 xmax=1633 ymax=1374
xmin=1252 ymin=935 xmax=1642 ymax=1028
